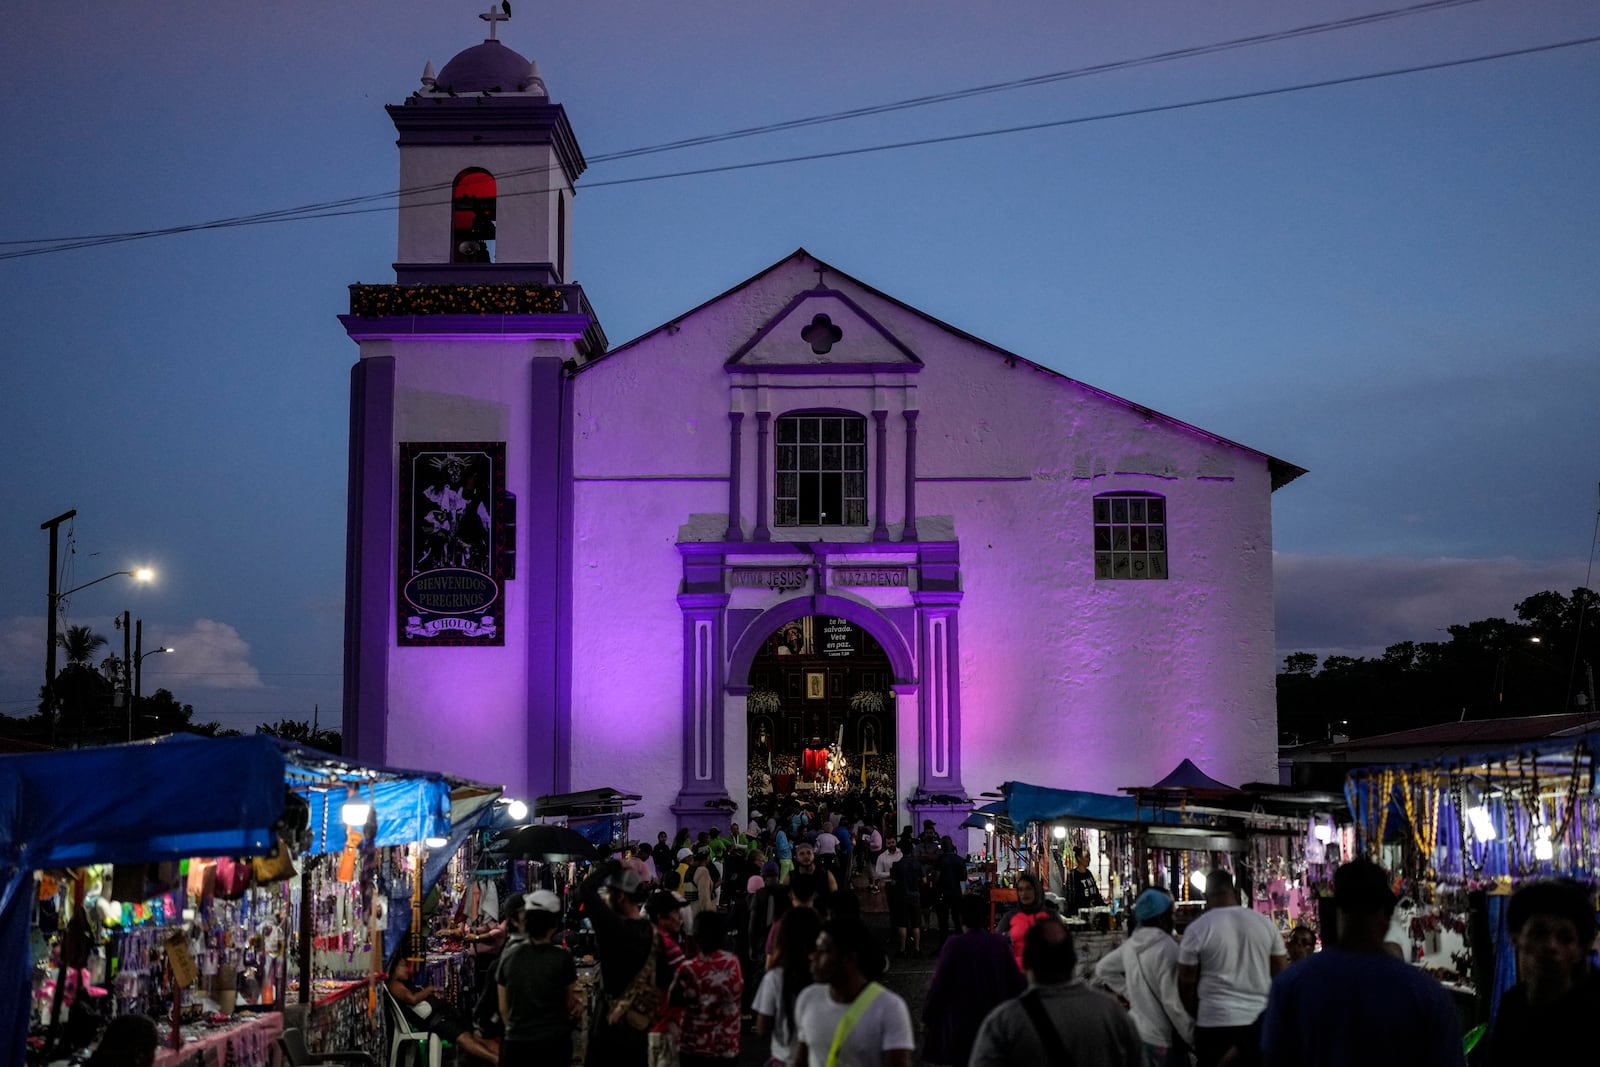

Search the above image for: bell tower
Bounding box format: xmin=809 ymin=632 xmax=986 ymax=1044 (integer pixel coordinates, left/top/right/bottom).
xmin=341 ymin=9 xmax=600 ymax=800
xmin=389 ymin=6 xmax=583 ymax=285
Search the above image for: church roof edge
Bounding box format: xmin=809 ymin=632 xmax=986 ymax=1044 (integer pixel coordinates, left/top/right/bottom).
xmin=587 ymin=248 xmax=1308 ymax=491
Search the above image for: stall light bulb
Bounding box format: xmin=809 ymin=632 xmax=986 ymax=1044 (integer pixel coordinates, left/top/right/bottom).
xmin=1534 ymin=824 xmax=1553 ymax=861
xmin=1312 ymin=820 xmax=1332 ymax=844
xmin=1052 ymin=825 xmax=1068 ymax=841
xmin=984 ymin=822 xmax=997 ymax=834
xmin=425 ymin=835 xmax=450 ymax=849
xmin=1190 ymin=870 xmax=1209 ymax=893
xmin=507 ymin=799 xmax=529 ymax=821
xmin=1466 ymin=805 xmax=1496 ymax=842
xmin=341 ymin=800 xmax=371 ymax=826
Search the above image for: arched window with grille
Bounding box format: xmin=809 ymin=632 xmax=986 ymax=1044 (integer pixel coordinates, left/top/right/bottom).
xmin=450 ymin=169 xmax=497 ymax=263
xmin=774 ymin=411 xmax=868 ymax=526
xmin=1093 ymin=491 xmax=1168 ymax=579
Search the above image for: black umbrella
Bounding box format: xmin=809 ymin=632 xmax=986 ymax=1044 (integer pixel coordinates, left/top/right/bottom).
xmin=495 ymin=823 xmax=598 ymax=860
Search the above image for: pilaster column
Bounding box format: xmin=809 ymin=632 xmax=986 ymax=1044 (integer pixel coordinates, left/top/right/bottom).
xmin=872 ymin=409 xmax=889 ymax=542
xmin=754 ymin=411 xmax=771 ymax=542
xmin=672 ymin=593 xmax=732 ymax=832
xmin=725 ymin=412 xmax=744 ymax=542
xmin=345 ymin=356 xmax=395 ymax=763
xmin=913 ymin=591 xmax=964 ymax=795
xmin=902 ymin=409 xmax=919 ymax=541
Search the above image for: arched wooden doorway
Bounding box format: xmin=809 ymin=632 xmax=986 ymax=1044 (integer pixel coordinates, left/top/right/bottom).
xmin=745 ymin=615 xmax=896 ymax=811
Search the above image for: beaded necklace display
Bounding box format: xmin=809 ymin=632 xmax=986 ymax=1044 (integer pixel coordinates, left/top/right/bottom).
xmin=1359 ymin=770 xmax=1393 ymax=856
xmin=1451 ymin=773 xmax=1484 ymax=876
xmin=1550 ymin=739 xmax=1587 ymax=854
xmin=1397 ymin=770 xmax=1441 ymax=881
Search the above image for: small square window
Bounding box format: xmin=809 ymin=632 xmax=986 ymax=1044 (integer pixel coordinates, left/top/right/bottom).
xmin=1093 ymin=493 xmax=1169 ymax=581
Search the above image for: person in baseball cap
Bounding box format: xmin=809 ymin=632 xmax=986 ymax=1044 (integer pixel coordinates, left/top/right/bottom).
xmin=579 ymin=858 xmax=655 ymax=1062
xmin=501 ymin=885 xmax=578 ymax=1065
xmin=604 ymin=866 xmax=648 ymax=902
xmin=525 ymin=889 xmax=562 ymax=915
xmin=1093 ymin=886 xmax=1191 ymax=1060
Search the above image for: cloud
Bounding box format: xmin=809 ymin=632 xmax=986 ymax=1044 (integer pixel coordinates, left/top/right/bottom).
xmin=1275 ymin=553 xmax=1593 ymax=661
xmin=0 ymin=615 xmax=265 ymax=705
xmin=142 ymin=619 xmax=264 ymax=690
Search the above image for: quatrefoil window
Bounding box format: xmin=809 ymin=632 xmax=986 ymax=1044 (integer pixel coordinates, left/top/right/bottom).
xmin=801 ymin=313 xmax=843 ymax=355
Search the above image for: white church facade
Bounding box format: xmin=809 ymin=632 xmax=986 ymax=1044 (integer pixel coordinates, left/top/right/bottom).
xmin=340 ymin=22 xmax=1304 ymax=839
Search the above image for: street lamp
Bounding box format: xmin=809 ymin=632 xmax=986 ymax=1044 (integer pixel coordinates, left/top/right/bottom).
xmin=129 ymin=638 xmax=174 ymax=742
xmin=40 ymin=507 xmax=155 ymax=741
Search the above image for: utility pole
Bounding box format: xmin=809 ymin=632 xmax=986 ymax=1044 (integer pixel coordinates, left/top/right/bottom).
xmin=40 ymin=509 xmax=77 ymax=743
xmin=118 ymin=611 xmax=131 ymax=745
xmin=132 ymin=619 xmax=142 ymax=742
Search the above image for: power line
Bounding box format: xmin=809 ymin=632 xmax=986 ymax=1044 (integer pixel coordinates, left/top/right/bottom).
xmin=3 ymin=30 xmax=1595 ymax=262
xmin=0 ymin=0 xmax=1491 ymax=254
xmin=2 ymin=0 xmax=1483 ymax=251
xmin=588 ymin=0 xmax=1490 ymax=163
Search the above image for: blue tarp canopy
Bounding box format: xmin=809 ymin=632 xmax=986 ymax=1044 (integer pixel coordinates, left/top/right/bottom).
xmin=1002 ymin=782 xmax=1148 ymax=827
xmin=1 ymin=733 xmax=286 ymax=872
xmin=0 ymin=733 xmax=478 ymax=1061
xmin=963 ymin=782 xmax=1190 ymax=831
xmin=992 ymin=780 xmax=1196 ymax=831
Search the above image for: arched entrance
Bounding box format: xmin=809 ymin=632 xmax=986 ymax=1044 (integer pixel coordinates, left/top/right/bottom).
xmin=671 ymin=550 xmax=969 ymax=839
xmin=744 ymin=615 xmax=897 ymax=813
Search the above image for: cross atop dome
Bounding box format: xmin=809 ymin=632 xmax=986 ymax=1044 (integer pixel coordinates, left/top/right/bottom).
xmin=479 ymin=2 xmax=511 ymax=42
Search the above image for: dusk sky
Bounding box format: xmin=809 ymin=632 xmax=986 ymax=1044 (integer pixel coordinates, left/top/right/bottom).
xmin=3 ymin=1 xmax=1597 ymax=733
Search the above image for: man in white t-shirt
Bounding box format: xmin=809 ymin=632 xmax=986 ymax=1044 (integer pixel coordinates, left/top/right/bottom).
xmin=794 ymin=916 xmax=914 ymax=1067
xmin=1177 ymin=869 xmax=1287 ymax=1067
xmin=814 ymin=824 xmax=841 ymax=881
xmin=872 ymin=839 xmax=900 ymax=894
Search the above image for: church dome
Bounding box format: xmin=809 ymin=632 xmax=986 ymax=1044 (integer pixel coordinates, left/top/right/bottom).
xmin=436 ymin=39 xmax=536 ymax=94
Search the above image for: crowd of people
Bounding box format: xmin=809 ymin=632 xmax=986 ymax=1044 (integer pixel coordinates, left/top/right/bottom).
xmin=351 ymin=788 xmax=1598 ymax=1067
xmin=441 ymin=806 xmax=1600 ymax=1067
xmin=83 ymin=832 xmax=1599 ymax=1067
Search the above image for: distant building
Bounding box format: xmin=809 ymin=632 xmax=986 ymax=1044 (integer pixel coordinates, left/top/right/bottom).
xmin=1280 ymin=712 xmax=1600 ymax=791
xmin=339 ymin=20 xmax=1305 ymax=837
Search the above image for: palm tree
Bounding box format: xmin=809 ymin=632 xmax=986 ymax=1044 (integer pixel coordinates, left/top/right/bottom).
xmin=56 ymin=625 xmax=108 ymax=668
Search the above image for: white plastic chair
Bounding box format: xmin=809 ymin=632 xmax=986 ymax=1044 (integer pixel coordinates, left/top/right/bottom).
xmin=380 ymin=983 xmax=444 ymax=1067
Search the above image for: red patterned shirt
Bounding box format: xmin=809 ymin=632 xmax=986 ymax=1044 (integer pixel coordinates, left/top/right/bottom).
xmin=677 ymin=949 xmax=744 ymax=1057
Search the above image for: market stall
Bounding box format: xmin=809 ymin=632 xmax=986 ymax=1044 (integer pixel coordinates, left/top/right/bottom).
xmin=973 ymin=764 xmax=1349 ymax=966
xmin=0 ymin=733 xmax=499 ymax=1064
xmin=1343 ymin=727 xmax=1600 ymax=1018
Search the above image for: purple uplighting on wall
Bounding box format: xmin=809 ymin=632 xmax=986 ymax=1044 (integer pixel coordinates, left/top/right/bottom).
xmin=341 ymin=27 xmax=1295 ymax=833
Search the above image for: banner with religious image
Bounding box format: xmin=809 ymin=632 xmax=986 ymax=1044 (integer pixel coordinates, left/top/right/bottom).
xmin=396 ymin=443 xmax=506 ymax=645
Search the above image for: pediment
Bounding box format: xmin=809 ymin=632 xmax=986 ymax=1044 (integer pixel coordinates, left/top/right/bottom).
xmin=726 ymin=288 xmax=922 ymax=372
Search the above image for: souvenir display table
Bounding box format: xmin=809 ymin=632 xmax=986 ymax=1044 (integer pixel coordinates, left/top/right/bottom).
xmin=300 ymin=977 xmax=383 ymax=1061
xmin=153 ymin=1011 xmax=282 ymax=1067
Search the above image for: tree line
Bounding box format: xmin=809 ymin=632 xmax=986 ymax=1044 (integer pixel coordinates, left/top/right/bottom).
xmin=1277 ymin=587 xmax=1598 ymax=745
xmin=0 ymin=624 xmax=341 ymax=753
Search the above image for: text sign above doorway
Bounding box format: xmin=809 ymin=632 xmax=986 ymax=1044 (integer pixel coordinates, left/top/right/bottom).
xmin=820 ymin=617 xmax=857 ymax=658
xmin=832 ymin=566 xmax=909 ymax=587
xmin=731 ymin=567 xmax=809 ymax=591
